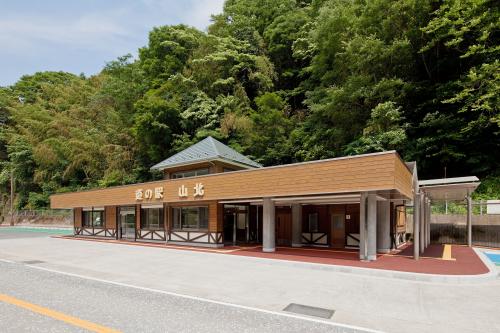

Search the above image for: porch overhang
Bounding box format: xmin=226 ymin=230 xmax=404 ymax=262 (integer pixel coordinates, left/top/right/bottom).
xmin=419 ymin=176 xmax=480 ymax=201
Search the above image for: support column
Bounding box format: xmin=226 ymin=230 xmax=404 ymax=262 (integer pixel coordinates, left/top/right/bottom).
xmin=262 ymin=198 xmax=275 ymax=252
xmin=467 ymin=194 xmax=472 ymax=247
xmin=413 ymin=191 xmax=420 ymax=260
xmin=367 ymin=193 xmax=377 ymax=261
xmin=359 ymin=192 xmax=367 ymax=261
xmin=291 ymin=204 xmax=302 ymax=247
xmin=420 ymin=193 xmax=425 ymax=253
xmin=376 ymin=200 xmax=391 ymax=253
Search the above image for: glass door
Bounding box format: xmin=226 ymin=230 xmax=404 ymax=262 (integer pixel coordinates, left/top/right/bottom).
xmin=120 ymin=207 xmax=136 ymax=239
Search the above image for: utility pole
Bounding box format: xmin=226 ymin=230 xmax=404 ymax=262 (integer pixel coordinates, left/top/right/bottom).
xmin=9 ymin=169 xmax=14 ymax=226
xmin=444 ymin=166 xmax=448 ymax=215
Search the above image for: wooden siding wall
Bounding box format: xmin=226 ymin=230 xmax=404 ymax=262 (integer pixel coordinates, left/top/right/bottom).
xmin=105 ymin=206 xmax=116 ymax=229
xmin=51 ymin=152 xmax=413 ymax=209
xmin=394 ymin=156 xmax=413 ymax=198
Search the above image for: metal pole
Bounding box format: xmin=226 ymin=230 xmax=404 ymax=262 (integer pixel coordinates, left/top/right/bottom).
xmin=467 ymin=195 xmax=472 ymax=247
xmin=413 ymin=191 xmax=420 ymax=260
xmin=10 ymin=169 xmax=14 ymax=226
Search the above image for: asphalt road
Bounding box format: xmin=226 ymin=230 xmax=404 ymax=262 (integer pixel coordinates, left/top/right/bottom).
xmin=0 ymin=261 xmax=355 ymax=333
xmin=0 ymin=229 xmax=367 ymax=333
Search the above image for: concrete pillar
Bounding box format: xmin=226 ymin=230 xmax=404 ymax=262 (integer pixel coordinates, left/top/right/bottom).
xmin=420 ymin=193 xmax=425 ymax=253
xmin=367 ymin=193 xmax=377 ymax=261
xmin=262 ymin=198 xmax=276 ymax=252
xmin=291 ymin=204 xmax=302 ymax=247
xmin=413 ymin=191 xmax=420 ymax=260
xmin=467 ymin=195 xmax=472 ymax=247
xmin=377 ymin=200 xmax=391 ymax=253
xmin=359 ymin=192 xmax=367 ymax=260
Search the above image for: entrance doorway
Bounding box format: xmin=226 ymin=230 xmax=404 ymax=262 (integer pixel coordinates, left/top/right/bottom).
xmin=276 ymin=207 xmax=292 ymax=246
xmin=331 ymin=213 xmax=345 ymax=248
xmin=223 ymin=205 xmax=249 ymax=244
xmin=119 ymin=207 xmax=136 ymax=239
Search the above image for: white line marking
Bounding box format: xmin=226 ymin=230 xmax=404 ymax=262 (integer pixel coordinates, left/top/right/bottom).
xmin=0 ymin=259 xmax=15 ymax=263
xmin=0 ymin=260 xmax=381 ymax=333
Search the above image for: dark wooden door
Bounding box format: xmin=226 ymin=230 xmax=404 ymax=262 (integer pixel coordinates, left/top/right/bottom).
xmin=276 ymin=210 xmax=292 ymax=246
xmin=331 ymin=213 xmax=345 ymax=248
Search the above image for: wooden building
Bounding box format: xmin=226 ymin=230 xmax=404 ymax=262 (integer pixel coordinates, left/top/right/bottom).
xmin=50 ymin=136 xmax=415 ymax=260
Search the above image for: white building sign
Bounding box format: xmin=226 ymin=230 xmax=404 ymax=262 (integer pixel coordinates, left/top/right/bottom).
xmin=178 ymin=185 xmax=188 ymax=198
xmin=177 ymin=183 xmax=205 ymax=198
xmin=193 ymin=183 xmax=205 ymax=197
xmin=135 ymin=187 xmax=164 ymax=201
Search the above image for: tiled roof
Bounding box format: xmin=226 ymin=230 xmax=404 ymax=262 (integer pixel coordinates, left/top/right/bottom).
xmin=150 ymin=136 xmax=262 ymax=170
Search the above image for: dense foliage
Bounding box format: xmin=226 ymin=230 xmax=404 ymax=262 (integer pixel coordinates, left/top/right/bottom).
xmin=0 ymin=0 xmax=498 ymax=209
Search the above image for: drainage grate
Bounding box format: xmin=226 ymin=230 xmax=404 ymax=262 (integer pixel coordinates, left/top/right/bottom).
xmin=283 ymin=303 xmax=334 ymax=319
xmin=22 ymin=260 xmax=45 ymax=265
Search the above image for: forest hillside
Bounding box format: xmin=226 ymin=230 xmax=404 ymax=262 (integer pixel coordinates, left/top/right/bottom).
xmin=0 ymin=0 xmax=498 ymax=209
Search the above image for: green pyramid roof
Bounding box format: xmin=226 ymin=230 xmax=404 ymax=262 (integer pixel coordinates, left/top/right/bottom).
xmin=151 ymin=136 xmax=262 ymax=171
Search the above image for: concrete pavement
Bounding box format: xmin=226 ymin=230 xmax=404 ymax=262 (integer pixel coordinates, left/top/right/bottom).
xmin=1 ymin=229 xmax=499 ymax=333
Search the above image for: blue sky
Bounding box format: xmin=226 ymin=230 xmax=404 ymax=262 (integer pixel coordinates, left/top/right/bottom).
xmin=0 ymin=0 xmax=225 ymax=86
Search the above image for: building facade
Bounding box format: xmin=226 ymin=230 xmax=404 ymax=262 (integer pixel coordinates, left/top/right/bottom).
xmin=50 ymin=136 xmax=414 ymax=260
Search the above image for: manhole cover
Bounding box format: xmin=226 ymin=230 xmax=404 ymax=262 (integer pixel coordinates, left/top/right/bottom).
xmin=283 ymin=303 xmax=334 ymax=319
xmin=22 ymin=260 xmax=45 ymax=265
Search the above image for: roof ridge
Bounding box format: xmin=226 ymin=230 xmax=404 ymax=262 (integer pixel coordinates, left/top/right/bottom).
xmin=206 ymin=136 xmax=221 ymax=157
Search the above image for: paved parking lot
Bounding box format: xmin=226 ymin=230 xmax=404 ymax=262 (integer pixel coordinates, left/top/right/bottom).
xmin=1 ymin=227 xmax=499 ymax=333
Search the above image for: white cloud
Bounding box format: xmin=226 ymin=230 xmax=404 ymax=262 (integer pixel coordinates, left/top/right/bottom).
xmin=0 ymin=12 xmax=135 ymax=54
xmin=183 ymin=0 xmax=225 ymax=30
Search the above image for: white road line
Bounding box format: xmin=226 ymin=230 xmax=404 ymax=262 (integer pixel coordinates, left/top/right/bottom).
xmin=0 ymin=259 xmax=381 ymax=333
xmin=0 ymin=259 xmax=15 ymax=263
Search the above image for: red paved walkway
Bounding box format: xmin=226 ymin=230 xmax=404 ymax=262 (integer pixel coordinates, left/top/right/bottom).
xmin=57 ymin=236 xmax=489 ymax=275
xmin=228 ymin=244 xmax=489 ymax=275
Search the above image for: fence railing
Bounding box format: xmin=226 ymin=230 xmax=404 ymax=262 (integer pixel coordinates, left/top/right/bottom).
xmin=10 ymin=210 xmax=72 ymax=217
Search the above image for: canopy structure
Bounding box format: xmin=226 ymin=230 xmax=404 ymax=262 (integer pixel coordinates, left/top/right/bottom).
xmin=419 ymin=176 xmax=480 ymax=201
xmin=414 ymin=176 xmax=480 ymax=254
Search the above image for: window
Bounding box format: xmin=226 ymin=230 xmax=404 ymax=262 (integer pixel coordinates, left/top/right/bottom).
xmin=141 ymin=207 xmax=164 ymax=230
xmin=82 ymin=209 xmax=105 ymax=227
xmin=173 ymin=206 xmax=208 ymax=230
xmin=223 ymin=167 xmax=235 ymax=172
xmin=237 ymin=213 xmax=246 ymax=230
xmin=308 ymin=213 xmax=318 ymax=233
xmin=171 ymin=168 xmax=209 ymax=179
